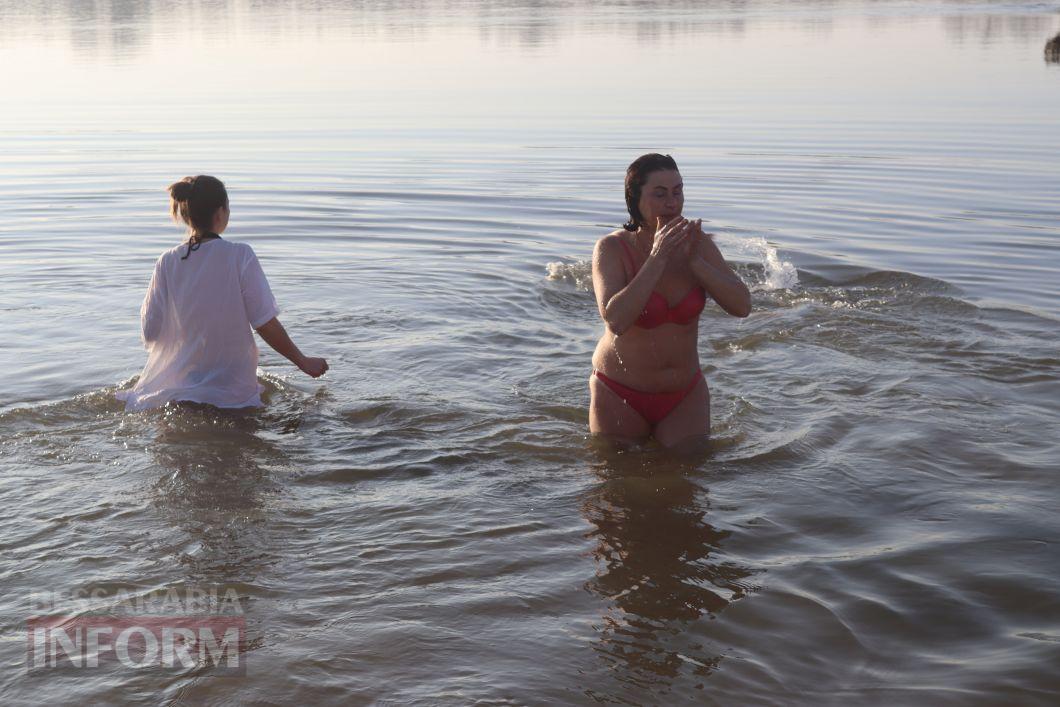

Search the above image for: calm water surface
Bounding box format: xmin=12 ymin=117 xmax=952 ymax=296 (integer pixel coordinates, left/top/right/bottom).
xmin=1 ymin=1 xmax=1058 ymax=704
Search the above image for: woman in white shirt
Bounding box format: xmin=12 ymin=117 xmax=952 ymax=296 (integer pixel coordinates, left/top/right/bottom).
xmin=117 ymin=175 xmax=328 ymax=411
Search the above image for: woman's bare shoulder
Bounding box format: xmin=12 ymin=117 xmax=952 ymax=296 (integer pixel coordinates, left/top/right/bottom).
xmin=593 ymin=230 xmax=634 ymax=280
xmin=594 ymin=229 xmax=631 ymax=253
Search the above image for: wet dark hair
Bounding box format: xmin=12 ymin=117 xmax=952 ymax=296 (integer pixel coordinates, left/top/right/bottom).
xmin=168 ymin=175 xmax=228 ymax=236
xmin=623 ymin=153 xmax=679 ymax=232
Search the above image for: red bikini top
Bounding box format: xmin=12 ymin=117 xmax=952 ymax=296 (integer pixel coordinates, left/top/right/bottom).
xmin=617 ymin=238 xmax=706 ymax=329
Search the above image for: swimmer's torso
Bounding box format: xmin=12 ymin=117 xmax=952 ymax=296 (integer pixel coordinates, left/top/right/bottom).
xmin=592 ymin=232 xmax=704 ymax=390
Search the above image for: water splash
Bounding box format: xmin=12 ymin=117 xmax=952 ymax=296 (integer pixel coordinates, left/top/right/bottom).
xmin=718 ymin=234 xmax=798 ymax=291
xmin=546 ymin=233 xmax=797 ymax=294
xmin=546 ymin=260 xmax=593 ymax=291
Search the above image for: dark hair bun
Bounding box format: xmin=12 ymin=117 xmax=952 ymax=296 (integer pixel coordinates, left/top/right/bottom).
xmin=168 ymin=175 xmax=228 ymax=241
xmin=168 ymin=179 xmax=194 ymax=202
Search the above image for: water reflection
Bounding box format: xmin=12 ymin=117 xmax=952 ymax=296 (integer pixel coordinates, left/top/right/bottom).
xmin=140 ymin=402 xmax=296 ymax=667
xmin=942 ymin=12 xmax=1058 ymax=44
xmin=580 ymin=447 xmax=756 ymax=691
xmin=1046 ymin=32 xmax=1060 ymax=63
xmin=5 ymin=0 xmax=1054 ymax=61
xmin=147 ymin=403 xmax=289 ymax=584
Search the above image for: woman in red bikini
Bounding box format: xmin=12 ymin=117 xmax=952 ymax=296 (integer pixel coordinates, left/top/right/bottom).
xmin=590 ymin=154 xmax=751 ymax=447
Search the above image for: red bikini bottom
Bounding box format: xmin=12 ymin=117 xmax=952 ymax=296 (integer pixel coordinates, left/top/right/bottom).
xmin=593 ymin=369 xmax=704 ymax=425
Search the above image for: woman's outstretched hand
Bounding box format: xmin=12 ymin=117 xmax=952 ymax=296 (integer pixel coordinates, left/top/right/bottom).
xmin=255 ymin=317 xmax=330 ymax=378
xmin=650 ymin=216 xmax=693 ymax=260
xmin=298 ymin=356 xmax=329 ymax=378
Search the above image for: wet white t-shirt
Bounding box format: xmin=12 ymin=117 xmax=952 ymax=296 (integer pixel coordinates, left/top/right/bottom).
xmin=116 ymin=239 xmax=279 ymax=411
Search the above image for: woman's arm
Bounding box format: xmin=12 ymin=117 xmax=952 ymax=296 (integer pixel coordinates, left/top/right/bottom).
xmin=141 ymin=261 xmax=166 ymax=345
xmin=254 ymin=317 xmax=329 ymax=377
xmin=593 ymin=238 xmax=663 ymax=335
xmin=239 ymin=246 xmax=328 ymax=378
xmin=592 ymin=218 xmax=692 ymax=335
xmin=688 ymin=221 xmax=752 ymax=318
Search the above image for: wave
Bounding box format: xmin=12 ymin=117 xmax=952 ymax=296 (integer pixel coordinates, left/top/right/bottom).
xmin=0 ymin=371 xmax=310 ymax=430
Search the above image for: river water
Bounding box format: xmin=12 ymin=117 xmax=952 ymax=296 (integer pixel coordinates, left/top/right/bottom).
xmin=1 ymin=1 xmax=1058 ymax=704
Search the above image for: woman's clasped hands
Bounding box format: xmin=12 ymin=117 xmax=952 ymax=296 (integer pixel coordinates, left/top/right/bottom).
xmin=649 ymin=215 xmax=713 ymax=260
